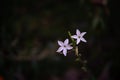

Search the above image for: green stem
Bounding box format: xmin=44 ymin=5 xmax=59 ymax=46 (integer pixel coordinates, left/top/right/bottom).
xmin=75 ymin=46 xmax=78 ymax=56
xmin=68 ymin=31 xmax=76 ymax=47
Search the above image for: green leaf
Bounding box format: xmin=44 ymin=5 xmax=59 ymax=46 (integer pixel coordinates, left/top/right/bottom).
xmin=75 ymin=58 xmax=80 ymax=61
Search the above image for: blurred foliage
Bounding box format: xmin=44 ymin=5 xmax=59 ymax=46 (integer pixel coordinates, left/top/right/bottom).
xmin=1 ymin=0 xmax=108 ymax=52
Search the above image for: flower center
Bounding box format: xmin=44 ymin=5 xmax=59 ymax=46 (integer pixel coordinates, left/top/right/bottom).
xmin=78 ymin=35 xmax=81 ymax=38
xmin=64 ymin=45 xmax=66 ymax=48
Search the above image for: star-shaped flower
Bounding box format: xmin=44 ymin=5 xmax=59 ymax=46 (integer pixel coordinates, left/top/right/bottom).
xmin=71 ymin=29 xmax=87 ymax=44
xmin=56 ymin=39 xmax=73 ymax=56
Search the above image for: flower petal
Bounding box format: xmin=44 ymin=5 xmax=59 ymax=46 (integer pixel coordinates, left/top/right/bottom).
xmin=66 ymin=45 xmax=73 ymax=50
xmin=80 ymin=37 xmax=87 ymax=42
xmin=71 ymin=35 xmax=78 ymax=39
xmin=58 ymin=40 xmax=64 ymax=46
xmin=64 ymin=39 xmax=69 ymax=45
xmin=81 ymin=32 xmax=86 ymax=37
xmin=63 ymin=49 xmax=67 ymax=56
xmin=77 ymin=38 xmax=81 ymax=44
xmin=56 ymin=47 xmax=63 ymax=52
xmin=76 ymin=29 xmax=81 ymax=35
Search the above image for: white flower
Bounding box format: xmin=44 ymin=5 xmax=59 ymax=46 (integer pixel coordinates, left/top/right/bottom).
xmin=56 ymin=39 xmax=73 ymax=56
xmin=71 ymin=29 xmax=87 ymax=44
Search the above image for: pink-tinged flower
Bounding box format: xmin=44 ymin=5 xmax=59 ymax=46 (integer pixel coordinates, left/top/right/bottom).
xmin=56 ymin=39 xmax=73 ymax=56
xmin=71 ymin=29 xmax=87 ymax=44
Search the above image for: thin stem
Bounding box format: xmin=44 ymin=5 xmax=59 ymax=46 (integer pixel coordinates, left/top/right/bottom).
xmin=68 ymin=31 xmax=76 ymax=47
xmin=75 ymin=46 xmax=79 ymax=56
xmin=68 ymin=31 xmax=78 ymax=56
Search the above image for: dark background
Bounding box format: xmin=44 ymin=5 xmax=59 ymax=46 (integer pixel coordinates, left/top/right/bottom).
xmin=0 ymin=0 xmax=120 ymax=80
